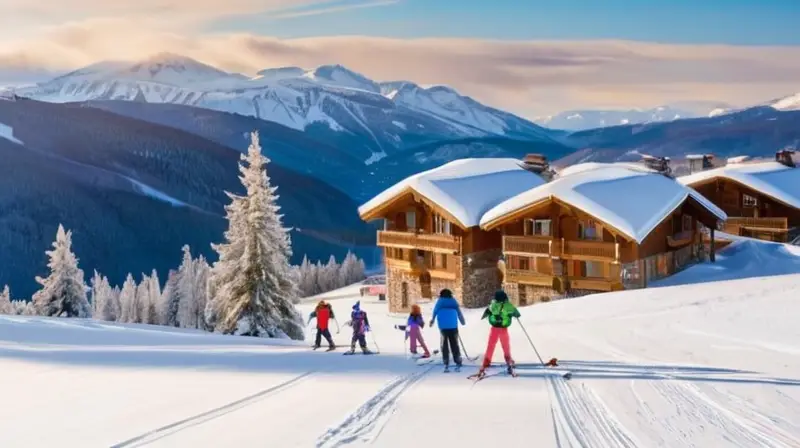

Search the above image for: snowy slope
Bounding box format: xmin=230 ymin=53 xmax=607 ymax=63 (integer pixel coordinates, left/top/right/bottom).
xmin=3 ymin=239 xmax=800 ymax=446
xmin=14 ymin=55 xmax=552 ymax=163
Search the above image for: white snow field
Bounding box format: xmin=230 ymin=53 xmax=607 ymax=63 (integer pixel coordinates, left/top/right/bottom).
xmin=3 ymin=239 xmax=800 ymax=447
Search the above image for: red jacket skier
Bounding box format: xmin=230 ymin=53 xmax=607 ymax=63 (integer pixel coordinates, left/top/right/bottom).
xmin=308 ymin=300 xmax=337 ymax=350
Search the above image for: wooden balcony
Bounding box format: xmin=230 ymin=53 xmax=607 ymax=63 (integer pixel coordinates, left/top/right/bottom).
xmin=562 ymin=240 xmax=618 ymax=262
xmin=667 ymin=230 xmax=694 ymax=248
xmin=726 ymin=217 xmax=788 ymax=230
xmin=505 ymin=269 xmax=554 ymax=287
xmin=503 ymin=235 xmax=553 ymax=257
xmin=568 ymin=277 xmax=623 ymax=292
xmin=377 ymin=230 xmax=460 ymax=254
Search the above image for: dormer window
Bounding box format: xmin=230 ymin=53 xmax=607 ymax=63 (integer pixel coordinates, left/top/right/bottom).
xmin=433 ymin=213 xmax=452 ymax=235
xmin=743 ymin=194 xmax=757 ymax=208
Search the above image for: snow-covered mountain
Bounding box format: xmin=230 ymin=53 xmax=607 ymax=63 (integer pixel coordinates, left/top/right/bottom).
xmin=768 ymin=92 xmax=800 ymax=111
xmin=14 ymin=54 xmax=552 ymax=163
xmin=536 ymin=101 xmax=732 ymax=131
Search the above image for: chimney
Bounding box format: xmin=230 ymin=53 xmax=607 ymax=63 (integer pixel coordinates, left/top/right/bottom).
xmin=641 ymin=154 xmax=672 ymax=177
xmin=686 ymin=153 xmax=717 ymax=174
xmin=775 ymin=149 xmax=796 ymax=168
xmin=521 ymin=153 xmax=554 ymax=180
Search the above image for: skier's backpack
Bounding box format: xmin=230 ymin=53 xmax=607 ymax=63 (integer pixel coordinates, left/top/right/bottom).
xmin=488 ymin=301 xmax=513 ymax=328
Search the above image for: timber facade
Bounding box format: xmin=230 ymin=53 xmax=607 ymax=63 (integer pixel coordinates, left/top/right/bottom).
xmin=683 ymin=151 xmax=800 ymax=243
xmin=482 ymin=197 xmax=723 ymax=306
xmin=368 ymin=194 xmax=502 ymax=312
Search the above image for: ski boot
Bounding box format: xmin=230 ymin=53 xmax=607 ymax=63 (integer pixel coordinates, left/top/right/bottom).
xmin=326 ymin=344 xmax=336 ymax=352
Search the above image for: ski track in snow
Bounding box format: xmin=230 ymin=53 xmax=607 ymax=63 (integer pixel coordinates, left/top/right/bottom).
xmin=547 ymin=374 xmax=639 ymax=448
xmin=566 ymin=332 xmax=800 ymax=447
xmin=111 ymin=371 xmax=315 ymax=447
xmin=315 ymin=366 xmax=434 ymax=447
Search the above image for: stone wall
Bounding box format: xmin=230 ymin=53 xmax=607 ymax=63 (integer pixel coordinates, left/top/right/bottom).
xmin=386 ymin=267 xmax=422 ymax=313
xmin=460 ymin=248 xmax=502 ymax=308
xmin=430 ymin=278 xmax=457 ymax=302
xmin=504 ymin=282 xmax=558 ymax=307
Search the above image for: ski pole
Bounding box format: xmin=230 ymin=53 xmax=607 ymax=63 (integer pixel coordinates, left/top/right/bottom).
xmin=371 ymin=333 xmax=381 ymax=353
xmin=515 ymin=317 xmax=546 ymax=366
xmin=457 ymin=333 xmax=472 ymax=360
xmin=334 ymin=318 xmax=341 ymax=334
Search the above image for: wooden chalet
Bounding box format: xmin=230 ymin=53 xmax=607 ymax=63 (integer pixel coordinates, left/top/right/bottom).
xmin=479 ymin=163 xmax=727 ymax=305
xmin=679 ymin=151 xmax=800 ymax=242
xmin=358 ymin=158 xmax=547 ymax=312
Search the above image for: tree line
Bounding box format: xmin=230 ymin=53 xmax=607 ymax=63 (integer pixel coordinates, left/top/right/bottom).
xmin=0 ymin=132 xmax=367 ymax=339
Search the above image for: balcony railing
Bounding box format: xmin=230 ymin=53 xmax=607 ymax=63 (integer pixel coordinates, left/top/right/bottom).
xmin=377 ymin=230 xmax=460 ymax=254
xmin=503 ymin=235 xmax=553 ymax=256
xmin=505 ymin=268 xmax=554 ymax=287
xmin=502 ymin=236 xmax=618 ymax=262
xmin=562 ymin=240 xmax=618 ymax=262
xmin=725 ymin=217 xmax=788 ymax=230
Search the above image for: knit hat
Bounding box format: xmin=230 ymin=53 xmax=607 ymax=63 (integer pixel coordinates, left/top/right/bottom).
xmin=439 ymin=288 xmax=453 ymax=298
xmin=494 ymin=290 xmax=509 ymax=302
xmin=352 ymin=301 xmax=361 ymax=311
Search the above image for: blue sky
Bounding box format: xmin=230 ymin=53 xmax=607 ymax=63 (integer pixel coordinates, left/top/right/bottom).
xmin=211 ymin=0 xmax=800 ymax=45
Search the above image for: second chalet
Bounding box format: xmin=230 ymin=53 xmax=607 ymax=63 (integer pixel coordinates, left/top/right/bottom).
xmin=358 ymin=158 xmax=547 ymax=312
xmin=479 ymin=162 xmax=728 ymax=305
xmin=679 ymin=150 xmax=800 ymax=242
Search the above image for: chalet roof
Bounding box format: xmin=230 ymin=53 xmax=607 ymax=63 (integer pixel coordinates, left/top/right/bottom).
xmin=678 ymin=161 xmax=800 ymax=210
xmin=358 ymin=158 xmax=546 ymax=228
xmin=481 ymin=163 xmax=727 ymax=243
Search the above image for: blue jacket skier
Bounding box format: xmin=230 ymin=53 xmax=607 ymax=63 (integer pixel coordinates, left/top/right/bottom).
xmin=430 ymin=289 xmax=465 ymax=369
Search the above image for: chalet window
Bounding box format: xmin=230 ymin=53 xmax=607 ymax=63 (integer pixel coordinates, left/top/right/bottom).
xmin=433 ymin=213 xmax=452 ymax=235
xmin=682 ymin=215 xmax=693 ymax=232
xmin=579 ymin=220 xmax=598 ymax=240
xmin=584 ymin=261 xmax=604 ymax=278
xmin=524 ymin=219 xmax=551 ymax=236
xmin=519 ymin=257 xmax=530 ymax=271
xmin=743 ymin=194 xmax=757 ymax=208
xmin=406 ymin=210 xmax=417 ymax=229
xmin=440 ymin=254 xmax=448 ymax=270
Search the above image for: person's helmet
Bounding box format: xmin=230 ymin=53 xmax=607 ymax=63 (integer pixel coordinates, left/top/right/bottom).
xmin=494 ymin=290 xmax=509 ymax=302
xmin=439 ymin=288 xmax=453 ymax=298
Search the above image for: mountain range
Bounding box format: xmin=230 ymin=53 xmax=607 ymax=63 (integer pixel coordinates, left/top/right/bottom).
xmin=13 ymin=52 xmax=554 ymax=165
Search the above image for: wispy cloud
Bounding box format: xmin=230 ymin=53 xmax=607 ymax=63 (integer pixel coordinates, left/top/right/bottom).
xmin=1 ymin=21 xmax=799 ymax=116
xmin=263 ymin=0 xmax=401 ymax=21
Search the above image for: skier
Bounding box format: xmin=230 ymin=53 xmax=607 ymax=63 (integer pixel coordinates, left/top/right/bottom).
xmin=307 ymin=300 xmax=336 ymax=351
xmin=429 ymin=289 xmax=465 ymax=371
xmin=345 ymin=301 xmax=373 ymax=354
xmin=396 ymin=304 xmax=431 ymax=358
xmin=475 ymin=290 xmax=520 ymax=377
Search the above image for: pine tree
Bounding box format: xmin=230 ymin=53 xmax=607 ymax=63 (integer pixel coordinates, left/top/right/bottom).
xmin=31 ymin=224 xmax=91 ymax=318
xmin=193 ymin=256 xmax=211 ymax=330
xmin=208 ymin=131 xmax=303 ymax=339
xmin=12 ymin=300 xmax=35 ymax=315
xmin=177 ymin=245 xmax=197 ymax=328
xmin=118 ymin=273 xmax=137 ymax=323
xmin=146 ymin=270 xmax=161 ymax=324
xmin=100 ymin=280 xmax=121 ymax=322
xmin=161 ymin=270 xmax=180 ymax=327
xmin=0 ymin=285 xmax=12 ymax=315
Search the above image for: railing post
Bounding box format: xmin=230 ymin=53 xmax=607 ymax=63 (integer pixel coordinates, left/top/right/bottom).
xmin=615 ymin=242 xmax=619 ymax=263
xmin=561 ymin=237 xmax=565 ymax=256
xmin=548 ymin=239 xmax=552 ymax=257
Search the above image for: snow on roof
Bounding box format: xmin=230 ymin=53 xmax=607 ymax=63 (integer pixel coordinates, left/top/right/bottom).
xmin=678 ymin=161 xmax=800 ymax=210
xmin=685 ymin=154 xmax=707 ymax=160
xmin=358 ymin=158 xmax=546 ymax=228
xmin=481 ymin=163 xmax=726 ymax=243
xmin=727 ymin=155 xmax=750 ymax=164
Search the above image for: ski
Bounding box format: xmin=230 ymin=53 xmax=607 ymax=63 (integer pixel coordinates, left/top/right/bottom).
xmin=343 ymin=351 xmax=377 ymax=356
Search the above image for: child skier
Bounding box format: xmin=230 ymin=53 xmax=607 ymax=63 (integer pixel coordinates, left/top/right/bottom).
xmin=396 ymin=304 xmax=431 ymax=358
xmin=475 ymin=290 xmax=520 ymax=377
xmin=307 ymin=300 xmax=337 ymax=351
xmin=345 ymin=301 xmax=373 ymax=355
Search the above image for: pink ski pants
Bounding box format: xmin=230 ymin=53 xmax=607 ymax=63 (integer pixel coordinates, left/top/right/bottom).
xmin=481 ymin=327 xmax=513 ymax=368
xmin=408 ymin=325 xmax=430 ymax=354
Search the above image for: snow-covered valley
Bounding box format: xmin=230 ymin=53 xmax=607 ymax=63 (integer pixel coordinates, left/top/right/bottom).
xmin=2 ymin=238 xmax=800 ymax=447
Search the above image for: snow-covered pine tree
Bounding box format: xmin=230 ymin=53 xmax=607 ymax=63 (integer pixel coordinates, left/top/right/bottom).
xmin=192 ymin=256 xmax=211 ymax=330
xmin=134 ymin=273 xmax=151 ymax=324
xmin=90 ymin=270 xmax=103 ymax=318
xmin=100 ymin=280 xmax=121 ymax=322
xmin=145 ymin=270 xmax=161 ymax=324
xmin=208 ymin=131 xmax=303 ymax=339
xmin=161 ymin=269 xmax=180 ymax=327
xmin=118 ymin=273 xmax=137 ymax=323
xmin=31 ymin=224 xmax=91 ymax=318
xmin=12 ymin=300 xmax=35 ymax=315
xmin=0 ymin=285 xmax=12 ymax=315
xmin=176 ymin=245 xmax=197 ymax=328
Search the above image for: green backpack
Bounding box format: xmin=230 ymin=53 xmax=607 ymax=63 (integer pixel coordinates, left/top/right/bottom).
xmin=488 ymin=301 xmax=515 ymax=328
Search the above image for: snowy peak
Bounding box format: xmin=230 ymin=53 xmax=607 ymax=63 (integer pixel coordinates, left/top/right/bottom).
xmin=254 ymin=67 xmax=305 ymax=81
xmin=536 ymin=102 xmax=733 ymax=131
xmin=304 ymin=64 xmax=380 ymax=92
xmin=769 ymin=92 xmax=800 ymax=111
xmin=122 ymin=52 xmax=245 ymax=85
